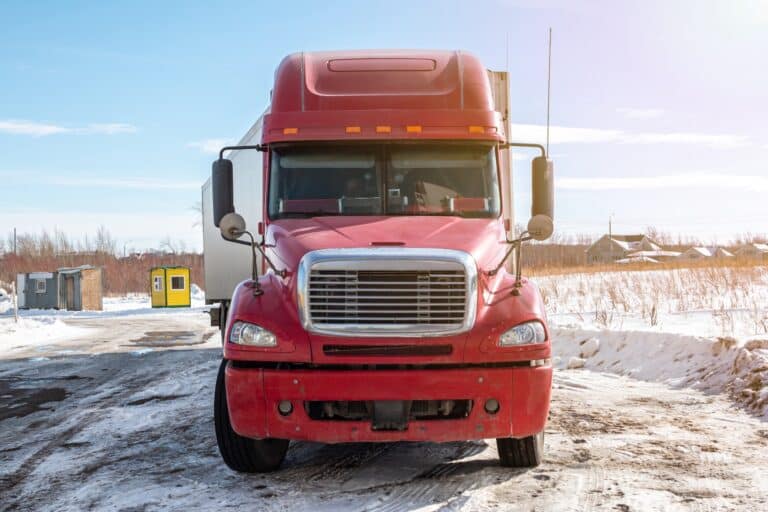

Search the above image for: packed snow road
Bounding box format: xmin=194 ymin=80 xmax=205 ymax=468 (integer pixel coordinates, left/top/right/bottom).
xmin=1 ymin=314 xmax=767 ymax=511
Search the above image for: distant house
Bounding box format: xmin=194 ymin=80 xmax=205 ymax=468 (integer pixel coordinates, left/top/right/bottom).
xmin=736 ymin=243 xmax=768 ymax=261
xmin=616 ymin=255 xmax=660 ymax=264
xmin=680 ymin=246 xmax=734 ymax=260
xmin=625 ymin=249 xmax=681 ymax=262
xmin=586 ymin=234 xmax=661 ymax=264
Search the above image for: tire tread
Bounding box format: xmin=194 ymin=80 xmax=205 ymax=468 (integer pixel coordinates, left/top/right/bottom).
xmin=214 ymin=359 xmax=289 ymax=473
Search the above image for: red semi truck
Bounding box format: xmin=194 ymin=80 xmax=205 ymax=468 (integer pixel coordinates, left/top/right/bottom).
xmin=203 ymin=50 xmax=555 ymax=472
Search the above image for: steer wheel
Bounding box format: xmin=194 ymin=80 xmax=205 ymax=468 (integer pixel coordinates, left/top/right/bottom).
xmin=214 ymin=359 xmax=289 ymax=472
xmin=496 ymin=431 xmax=544 ymax=467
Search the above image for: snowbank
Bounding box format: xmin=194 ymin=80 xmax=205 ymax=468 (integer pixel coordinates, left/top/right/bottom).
xmin=1 ymin=290 xmax=209 ymax=356
xmin=0 ymin=288 xmax=11 ymax=315
xmin=553 ymin=328 xmax=768 ymax=420
xmin=0 ymin=316 xmax=88 ymax=354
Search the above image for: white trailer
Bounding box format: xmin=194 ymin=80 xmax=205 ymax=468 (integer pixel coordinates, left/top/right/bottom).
xmin=202 ymin=114 xmax=266 ymax=325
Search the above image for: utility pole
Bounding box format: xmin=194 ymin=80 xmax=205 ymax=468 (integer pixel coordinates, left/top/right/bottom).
xmin=13 ymin=227 xmax=17 ymax=255
xmin=12 ymin=281 xmax=18 ymax=323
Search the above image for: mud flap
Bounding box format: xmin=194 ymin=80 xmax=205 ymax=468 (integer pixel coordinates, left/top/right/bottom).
xmin=371 ymin=400 xmax=409 ymax=431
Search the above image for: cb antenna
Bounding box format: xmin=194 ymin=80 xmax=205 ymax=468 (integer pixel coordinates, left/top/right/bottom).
xmin=546 ymin=27 xmax=552 ymax=156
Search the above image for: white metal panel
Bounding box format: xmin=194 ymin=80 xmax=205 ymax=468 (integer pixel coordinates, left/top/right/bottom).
xmin=16 ymin=274 xmax=25 ymax=308
xmin=488 ymin=70 xmax=515 ymax=271
xmin=28 ymin=272 xmax=54 ymax=280
xmin=202 ymin=114 xmax=266 ymax=302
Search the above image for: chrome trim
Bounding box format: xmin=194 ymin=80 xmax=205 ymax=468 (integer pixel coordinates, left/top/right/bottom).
xmin=297 ymin=248 xmax=478 ymax=337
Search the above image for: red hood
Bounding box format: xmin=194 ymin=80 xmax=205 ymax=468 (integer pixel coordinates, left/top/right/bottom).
xmin=266 ymin=216 xmax=507 ymax=272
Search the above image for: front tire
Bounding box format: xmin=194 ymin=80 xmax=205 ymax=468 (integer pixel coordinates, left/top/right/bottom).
xmin=496 ymin=431 xmax=544 ymax=467
xmin=214 ymin=359 xmax=289 ymax=472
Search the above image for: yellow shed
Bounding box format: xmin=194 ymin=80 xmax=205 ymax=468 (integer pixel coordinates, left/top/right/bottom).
xmin=150 ymin=266 xmax=191 ymax=308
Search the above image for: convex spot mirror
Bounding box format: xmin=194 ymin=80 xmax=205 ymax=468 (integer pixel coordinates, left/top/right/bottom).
xmin=527 ymin=214 xmax=554 ymax=241
xmin=219 ymin=212 xmax=247 ymax=241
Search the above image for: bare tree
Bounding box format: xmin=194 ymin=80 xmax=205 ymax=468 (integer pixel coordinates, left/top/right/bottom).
xmin=95 ymin=225 xmax=117 ymax=255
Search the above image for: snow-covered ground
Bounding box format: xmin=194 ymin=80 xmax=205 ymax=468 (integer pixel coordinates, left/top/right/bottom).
xmin=537 ymin=267 xmax=768 ymax=420
xmin=1 ymin=270 xmax=768 ymax=510
xmin=0 ymin=286 xmax=207 ymax=357
xmin=538 ymin=266 xmax=768 ymax=338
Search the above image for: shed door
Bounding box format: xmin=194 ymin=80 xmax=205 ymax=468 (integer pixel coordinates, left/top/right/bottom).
xmin=66 ymin=276 xmax=75 ymax=309
xmin=151 ymin=270 xmax=166 ymax=307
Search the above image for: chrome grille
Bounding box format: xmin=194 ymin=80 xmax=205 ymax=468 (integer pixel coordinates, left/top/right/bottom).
xmin=309 ymin=270 xmax=466 ymax=325
xmin=297 ymin=248 xmax=478 ymax=337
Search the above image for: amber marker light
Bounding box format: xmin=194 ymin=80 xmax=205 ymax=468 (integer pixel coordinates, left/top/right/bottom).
xmin=345 ymin=126 xmax=361 ymax=134
xmin=375 ymin=125 xmax=391 ymax=133
xmin=406 ymin=125 xmax=422 ymax=133
xmin=283 ymin=127 xmax=298 ymax=135
xmin=468 ymin=125 xmax=484 ymax=134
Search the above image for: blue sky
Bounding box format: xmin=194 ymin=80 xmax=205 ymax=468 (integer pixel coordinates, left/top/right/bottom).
xmin=1 ymin=0 xmax=766 ymax=251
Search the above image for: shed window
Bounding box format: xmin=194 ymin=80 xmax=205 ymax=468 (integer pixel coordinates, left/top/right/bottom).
xmin=35 ymin=279 xmax=46 ymax=294
xmin=153 ymin=276 xmax=163 ymax=292
xmin=171 ymin=276 xmax=185 ymax=291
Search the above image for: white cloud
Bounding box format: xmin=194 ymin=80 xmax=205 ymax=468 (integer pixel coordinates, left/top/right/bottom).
xmin=616 ymin=107 xmax=665 ymax=119
xmin=82 ymin=123 xmax=137 ymax=134
xmin=0 ymin=119 xmax=137 ymax=136
xmin=0 ymin=120 xmax=70 ymax=136
xmin=511 ymin=123 xmax=749 ymax=149
xmin=187 ymin=139 xmax=231 ymax=154
xmin=557 ymin=172 xmax=768 ymax=191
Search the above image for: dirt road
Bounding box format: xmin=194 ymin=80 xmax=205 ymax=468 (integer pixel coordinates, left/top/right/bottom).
xmin=1 ymin=314 xmax=767 ymax=511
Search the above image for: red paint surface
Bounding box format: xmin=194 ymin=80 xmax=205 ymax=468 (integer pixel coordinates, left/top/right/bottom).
xmin=226 ymin=363 xmax=552 ymax=443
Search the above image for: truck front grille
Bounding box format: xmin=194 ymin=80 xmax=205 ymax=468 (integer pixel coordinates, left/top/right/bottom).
xmin=309 ymin=270 xmax=466 ymax=325
xmin=297 ymin=249 xmax=477 ymax=337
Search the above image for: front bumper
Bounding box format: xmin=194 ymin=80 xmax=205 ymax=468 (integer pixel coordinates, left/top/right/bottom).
xmin=225 ymin=363 xmax=552 ymax=443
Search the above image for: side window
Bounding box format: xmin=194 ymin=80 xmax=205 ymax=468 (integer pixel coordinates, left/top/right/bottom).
xmin=153 ymin=276 xmax=163 ymax=292
xmin=170 ymin=276 xmax=185 ymax=291
xmin=36 ymin=279 xmax=46 ymax=294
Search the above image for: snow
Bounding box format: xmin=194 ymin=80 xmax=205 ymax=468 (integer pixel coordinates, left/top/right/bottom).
xmin=2 ymin=269 xmax=768 ymax=510
xmin=578 ymin=337 xmax=600 ymax=358
xmin=0 ymin=285 xmax=208 ymax=356
xmin=538 ymin=267 xmax=768 ymax=419
xmin=0 ymin=317 xmax=89 ymax=354
xmin=0 ymin=288 xmax=11 ymax=314
xmin=538 ymin=266 xmax=768 ymax=338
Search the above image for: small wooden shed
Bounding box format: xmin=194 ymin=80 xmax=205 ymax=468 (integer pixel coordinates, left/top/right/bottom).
xmin=150 ymin=266 xmax=191 ymax=308
xmin=58 ymin=266 xmax=103 ymax=311
xmin=16 ymin=265 xmax=103 ymax=311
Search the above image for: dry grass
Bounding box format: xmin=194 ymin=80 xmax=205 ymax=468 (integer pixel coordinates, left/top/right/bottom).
xmin=535 ymin=264 xmax=768 ymax=334
xmin=528 ymin=256 xmax=766 ymax=277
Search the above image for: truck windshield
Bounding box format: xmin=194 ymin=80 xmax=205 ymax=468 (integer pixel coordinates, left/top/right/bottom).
xmin=268 ymin=144 xmax=500 ymax=218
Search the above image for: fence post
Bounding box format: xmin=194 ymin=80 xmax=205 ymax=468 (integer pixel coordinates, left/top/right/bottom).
xmin=12 ymin=281 xmax=19 ymax=323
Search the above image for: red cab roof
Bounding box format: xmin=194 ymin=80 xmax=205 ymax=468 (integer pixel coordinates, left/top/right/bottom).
xmin=263 ymin=50 xmax=503 ymax=143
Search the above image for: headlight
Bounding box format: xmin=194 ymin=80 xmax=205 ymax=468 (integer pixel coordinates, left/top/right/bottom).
xmin=499 ymin=321 xmax=546 ymax=346
xmin=229 ymin=321 xmax=277 ymax=347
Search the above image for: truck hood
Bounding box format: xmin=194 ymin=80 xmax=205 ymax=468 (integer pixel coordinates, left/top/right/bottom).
xmin=267 ymin=216 xmax=507 ymax=272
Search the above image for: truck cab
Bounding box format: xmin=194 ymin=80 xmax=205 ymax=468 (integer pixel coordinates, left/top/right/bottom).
xmin=203 ymin=50 xmax=555 ymax=472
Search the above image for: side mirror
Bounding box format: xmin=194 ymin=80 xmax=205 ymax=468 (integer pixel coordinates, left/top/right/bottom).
xmin=527 ymin=214 xmax=554 ymax=241
xmin=219 ymin=212 xmax=246 ymax=241
xmin=531 ymin=156 xmax=554 ymax=221
xmin=212 ymin=158 xmax=234 ymax=227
